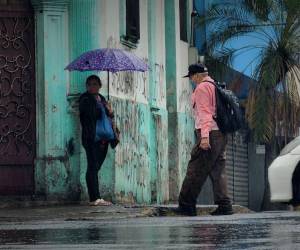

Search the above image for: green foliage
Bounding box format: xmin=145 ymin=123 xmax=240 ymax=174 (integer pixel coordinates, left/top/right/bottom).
xmin=196 ymin=0 xmax=300 ymax=144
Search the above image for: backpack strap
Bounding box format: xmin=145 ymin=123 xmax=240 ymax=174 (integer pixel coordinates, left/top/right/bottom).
xmin=202 ymin=80 xmax=217 ymax=87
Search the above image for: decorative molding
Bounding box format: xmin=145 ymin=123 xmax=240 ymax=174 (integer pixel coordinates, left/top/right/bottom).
xmin=31 ymin=0 xmax=70 ymax=12
xmin=0 ymin=14 xmax=36 ymax=165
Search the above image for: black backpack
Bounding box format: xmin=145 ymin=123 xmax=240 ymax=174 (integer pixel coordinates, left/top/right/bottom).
xmin=207 ymin=81 xmax=243 ymax=134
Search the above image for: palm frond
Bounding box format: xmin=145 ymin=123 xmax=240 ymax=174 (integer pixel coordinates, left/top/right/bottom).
xmin=246 ymin=87 xmax=275 ymax=142
xmin=199 ymin=0 xmax=300 ymax=144
xmin=243 ymin=0 xmax=271 ymax=21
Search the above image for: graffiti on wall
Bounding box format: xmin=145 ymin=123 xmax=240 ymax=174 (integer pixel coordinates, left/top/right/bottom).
xmin=153 ymin=113 xmax=169 ymax=203
xmin=105 ymin=37 xmax=149 ymax=102
xmin=107 ymin=36 xmax=118 ymax=49
xmin=112 ymin=98 xmax=151 ymax=203
xmin=110 ymin=71 xmax=148 ymax=101
xmin=178 ymin=82 xmax=193 ymax=114
xmin=177 ymin=115 xmax=195 ymax=185
xmin=152 ymin=63 xmax=165 ymax=106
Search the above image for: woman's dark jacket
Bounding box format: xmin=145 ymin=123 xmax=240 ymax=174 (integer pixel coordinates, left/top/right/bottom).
xmin=79 ymin=92 xmax=116 ymax=148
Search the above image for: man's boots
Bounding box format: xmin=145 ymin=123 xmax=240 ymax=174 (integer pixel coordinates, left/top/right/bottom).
xmin=171 ymin=205 xmax=197 ymax=216
xmin=210 ymin=204 xmax=233 ymax=216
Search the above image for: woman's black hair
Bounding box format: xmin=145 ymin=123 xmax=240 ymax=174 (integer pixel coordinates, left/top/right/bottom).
xmin=86 ymin=75 xmax=102 ymax=87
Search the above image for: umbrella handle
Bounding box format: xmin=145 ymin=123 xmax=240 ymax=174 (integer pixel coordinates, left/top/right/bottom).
xmin=107 ymin=71 xmax=110 ymax=100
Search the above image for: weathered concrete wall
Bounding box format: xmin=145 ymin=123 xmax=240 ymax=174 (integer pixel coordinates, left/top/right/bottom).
xmin=177 ymin=40 xmax=195 ymax=189
xmin=147 ymin=0 xmax=169 ymax=204
xmin=33 ymin=0 xmax=81 ymax=201
xmin=69 ymin=0 xmax=169 ymax=204
xmin=32 ymin=0 xmax=193 ymax=204
xmin=33 ymin=0 xmax=104 ymax=202
xmin=68 ymin=0 xmax=103 ymax=201
xmin=165 ymin=0 xmax=195 ymax=201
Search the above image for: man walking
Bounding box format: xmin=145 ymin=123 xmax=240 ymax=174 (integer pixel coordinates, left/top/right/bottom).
xmin=175 ymin=64 xmax=233 ymax=216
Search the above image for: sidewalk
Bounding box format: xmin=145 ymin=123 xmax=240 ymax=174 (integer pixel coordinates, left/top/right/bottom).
xmin=0 ymin=203 xmax=252 ymax=223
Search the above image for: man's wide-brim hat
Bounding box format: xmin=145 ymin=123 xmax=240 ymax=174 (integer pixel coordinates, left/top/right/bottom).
xmin=183 ymin=63 xmax=208 ymax=78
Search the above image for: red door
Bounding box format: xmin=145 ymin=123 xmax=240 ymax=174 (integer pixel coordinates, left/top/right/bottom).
xmin=0 ymin=0 xmax=36 ymax=195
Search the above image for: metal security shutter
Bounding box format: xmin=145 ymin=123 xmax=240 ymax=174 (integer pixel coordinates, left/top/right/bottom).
xmin=226 ymin=130 xmax=249 ymax=207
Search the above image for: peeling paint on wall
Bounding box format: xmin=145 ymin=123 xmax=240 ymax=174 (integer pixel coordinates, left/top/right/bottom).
xmin=113 ymin=99 xmax=151 ymax=204
xmin=33 ymin=0 xmax=196 ymax=206
xmin=177 ymin=114 xmax=196 ymax=184
xmin=153 ymin=63 xmax=166 ymax=107
xmin=153 ymin=112 xmax=169 ymax=203
xmin=109 ymin=71 xmax=149 ymax=103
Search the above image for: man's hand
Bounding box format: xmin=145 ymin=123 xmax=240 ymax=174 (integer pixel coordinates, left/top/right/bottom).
xmin=199 ymin=137 xmax=210 ymax=150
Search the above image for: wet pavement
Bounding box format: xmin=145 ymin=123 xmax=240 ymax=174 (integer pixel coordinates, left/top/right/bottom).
xmin=0 ymin=206 xmax=299 ymax=249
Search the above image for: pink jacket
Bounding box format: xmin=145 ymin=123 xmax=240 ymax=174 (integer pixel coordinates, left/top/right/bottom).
xmin=191 ymin=76 xmax=219 ymax=138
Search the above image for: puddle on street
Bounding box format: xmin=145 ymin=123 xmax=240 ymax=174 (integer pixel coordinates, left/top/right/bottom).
xmin=1 ymin=220 xmax=300 ymax=249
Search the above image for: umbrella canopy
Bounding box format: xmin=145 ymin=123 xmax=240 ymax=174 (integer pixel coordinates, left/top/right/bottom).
xmin=65 ymin=48 xmax=149 ymax=100
xmin=65 ymin=48 xmax=148 ymax=72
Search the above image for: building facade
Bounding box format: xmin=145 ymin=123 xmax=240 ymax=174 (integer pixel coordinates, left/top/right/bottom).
xmin=0 ymin=0 xmax=197 ymax=204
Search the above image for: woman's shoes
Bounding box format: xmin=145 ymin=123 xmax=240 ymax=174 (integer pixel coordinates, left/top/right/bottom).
xmin=89 ymin=198 xmax=112 ymax=206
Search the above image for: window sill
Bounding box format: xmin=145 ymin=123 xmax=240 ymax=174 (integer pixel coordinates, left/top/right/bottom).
xmin=180 ymin=39 xmax=189 ymax=43
xmin=120 ymin=35 xmax=139 ymax=49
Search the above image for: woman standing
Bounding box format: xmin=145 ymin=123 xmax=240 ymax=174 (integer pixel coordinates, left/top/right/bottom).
xmin=79 ymin=75 xmax=117 ymax=206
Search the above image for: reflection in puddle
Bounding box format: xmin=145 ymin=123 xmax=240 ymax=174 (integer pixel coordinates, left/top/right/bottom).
xmin=0 ymin=220 xmax=300 ymax=249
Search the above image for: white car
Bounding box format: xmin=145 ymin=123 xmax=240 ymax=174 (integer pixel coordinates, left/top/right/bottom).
xmin=268 ymin=136 xmax=300 ymax=204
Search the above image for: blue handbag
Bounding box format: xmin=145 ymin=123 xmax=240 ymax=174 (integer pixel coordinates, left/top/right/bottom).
xmin=95 ymin=103 xmax=115 ymax=141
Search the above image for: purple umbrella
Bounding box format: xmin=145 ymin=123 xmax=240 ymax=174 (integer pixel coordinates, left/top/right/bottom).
xmin=65 ymin=48 xmax=149 ymax=99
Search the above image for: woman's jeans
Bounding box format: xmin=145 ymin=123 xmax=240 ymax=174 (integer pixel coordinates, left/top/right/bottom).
xmin=84 ymin=141 xmax=108 ymax=202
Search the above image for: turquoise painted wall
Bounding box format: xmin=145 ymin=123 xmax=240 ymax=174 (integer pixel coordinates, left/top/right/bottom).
xmin=69 ymin=0 xmax=100 ymax=95
xmin=67 ymin=0 xmax=116 ymax=202
xmin=33 ymin=0 xmax=80 ymax=201
xmin=63 ymin=0 xmax=169 ymax=204
xmin=165 ymin=0 xmax=180 ymax=200
xmin=147 ymin=0 xmax=169 ymax=204
xmin=32 ymin=0 xmax=189 ymax=204
xmin=164 ymin=0 xmax=196 ymax=201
